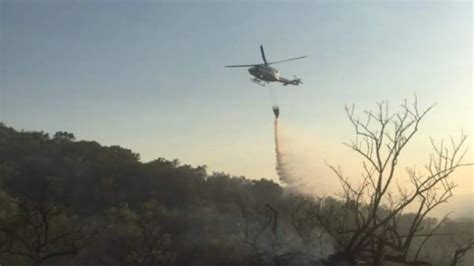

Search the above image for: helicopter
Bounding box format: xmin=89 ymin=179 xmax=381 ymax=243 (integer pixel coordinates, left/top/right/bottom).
xmin=225 ymin=45 xmax=307 ymax=86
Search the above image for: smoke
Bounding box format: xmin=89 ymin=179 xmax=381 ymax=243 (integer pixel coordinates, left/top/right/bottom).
xmin=273 ymin=116 xmax=333 ymax=196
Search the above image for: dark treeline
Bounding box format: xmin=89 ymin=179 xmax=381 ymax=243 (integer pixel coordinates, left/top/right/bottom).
xmin=0 ymin=123 xmax=472 ymax=266
xmin=0 ymin=123 xmax=292 ymax=266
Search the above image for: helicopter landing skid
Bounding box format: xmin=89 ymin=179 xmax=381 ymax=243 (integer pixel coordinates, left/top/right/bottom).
xmin=250 ymin=78 xmax=268 ymax=86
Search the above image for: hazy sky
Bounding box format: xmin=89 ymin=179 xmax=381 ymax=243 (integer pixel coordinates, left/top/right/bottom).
xmin=1 ymin=1 xmax=472 ymax=195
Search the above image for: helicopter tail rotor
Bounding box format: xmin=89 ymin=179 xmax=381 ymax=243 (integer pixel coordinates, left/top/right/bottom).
xmin=292 ymin=75 xmax=303 ymax=85
xmin=282 ymin=76 xmax=302 ymax=86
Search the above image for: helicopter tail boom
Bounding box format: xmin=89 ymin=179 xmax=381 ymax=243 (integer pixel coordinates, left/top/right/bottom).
xmin=280 ymin=76 xmax=302 ymax=86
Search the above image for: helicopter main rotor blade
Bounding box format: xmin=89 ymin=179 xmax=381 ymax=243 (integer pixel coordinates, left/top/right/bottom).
xmin=268 ymin=56 xmax=308 ymax=65
xmin=225 ymin=64 xmax=260 ymax=68
xmin=260 ymin=45 xmax=268 ymax=65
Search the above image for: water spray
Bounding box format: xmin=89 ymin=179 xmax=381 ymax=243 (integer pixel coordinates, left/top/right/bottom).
xmin=273 ymin=106 xmax=291 ymax=184
xmin=272 ymin=106 xmax=327 ymax=194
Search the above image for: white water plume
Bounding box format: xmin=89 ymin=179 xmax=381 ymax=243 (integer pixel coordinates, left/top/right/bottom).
xmin=273 ymin=117 xmax=333 ymax=196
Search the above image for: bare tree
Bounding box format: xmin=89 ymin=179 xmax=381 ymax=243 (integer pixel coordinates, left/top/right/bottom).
xmin=450 ymin=241 xmax=474 ymax=266
xmin=237 ymin=190 xmax=358 ymax=266
xmin=237 ymin=194 xmax=280 ymax=263
xmin=127 ymin=201 xmax=175 ymax=266
xmin=0 ymin=182 xmax=89 ymax=265
xmin=324 ymin=98 xmax=471 ymax=265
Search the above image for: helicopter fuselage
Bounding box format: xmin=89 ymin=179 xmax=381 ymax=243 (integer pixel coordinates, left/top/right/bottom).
xmin=248 ymin=65 xmax=280 ymax=82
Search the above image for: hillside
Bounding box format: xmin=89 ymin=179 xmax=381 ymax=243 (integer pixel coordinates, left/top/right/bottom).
xmin=0 ymin=123 xmax=472 ymax=266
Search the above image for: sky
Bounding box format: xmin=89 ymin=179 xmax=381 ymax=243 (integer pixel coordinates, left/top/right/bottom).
xmin=1 ymin=1 xmax=472 ymax=198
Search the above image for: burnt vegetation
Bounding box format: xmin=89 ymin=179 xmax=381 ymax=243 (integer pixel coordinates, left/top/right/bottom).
xmin=0 ymin=100 xmax=472 ymax=266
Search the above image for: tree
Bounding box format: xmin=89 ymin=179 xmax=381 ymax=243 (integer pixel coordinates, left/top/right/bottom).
xmin=0 ymin=182 xmax=89 ymax=265
xmin=53 ymin=131 xmax=75 ymax=142
xmin=96 ymin=201 xmax=174 ymax=266
xmin=451 ymin=241 xmax=474 ymax=266
xmin=324 ymin=98 xmax=471 ymax=264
